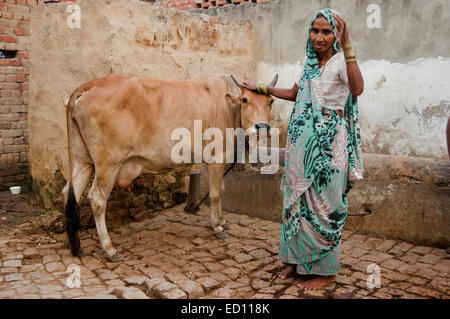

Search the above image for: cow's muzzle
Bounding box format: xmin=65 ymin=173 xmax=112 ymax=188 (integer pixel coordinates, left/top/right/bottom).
xmin=255 ymin=122 xmax=271 ymax=133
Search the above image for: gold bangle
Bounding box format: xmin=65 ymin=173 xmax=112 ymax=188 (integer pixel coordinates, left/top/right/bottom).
xmin=343 ymin=44 xmax=352 ymax=50
xmin=344 ymin=49 xmax=356 ymax=57
xmin=345 ymin=55 xmax=356 ymax=59
xmin=346 ymin=58 xmax=357 ymax=63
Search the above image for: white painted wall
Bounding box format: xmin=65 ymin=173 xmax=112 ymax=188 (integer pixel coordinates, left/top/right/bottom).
xmin=257 ymin=57 xmax=450 ymax=159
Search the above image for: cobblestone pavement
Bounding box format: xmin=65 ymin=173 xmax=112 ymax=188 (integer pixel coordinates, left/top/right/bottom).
xmin=0 ymin=191 xmax=449 ymax=299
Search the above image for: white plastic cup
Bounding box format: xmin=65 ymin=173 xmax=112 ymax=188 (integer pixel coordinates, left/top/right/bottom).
xmin=9 ymin=186 xmax=21 ymax=195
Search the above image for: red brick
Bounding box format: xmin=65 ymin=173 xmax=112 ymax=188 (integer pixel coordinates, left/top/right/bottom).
xmin=0 ymin=122 xmax=11 ymax=129
xmin=6 ymin=74 xmax=16 ymax=82
xmin=0 ymin=113 xmax=19 ymax=121
xmin=0 ymin=90 xmax=12 ymax=97
xmin=2 ymin=12 xmax=13 ymax=20
xmin=0 ymin=59 xmax=21 ymax=66
xmin=1 ymin=97 xmax=20 ymax=105
xmin=6 ymin=66 xmax=23 ymax=73
xmin=0 ymin=35 xmax=18 ymax=43
xmin=13 ymin=28 xmax=25 ymax=36
xmin=16 ymin=74 xmax=26 ymax=82
xmin=0 ymin=83 xmax=19 ymax=90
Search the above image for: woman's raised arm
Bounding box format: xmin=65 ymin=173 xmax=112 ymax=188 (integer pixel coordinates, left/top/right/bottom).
xmin=334 ymin=13 xmax=364 ymax=96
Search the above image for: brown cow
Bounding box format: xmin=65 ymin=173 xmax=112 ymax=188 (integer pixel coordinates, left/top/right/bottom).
xmin=62 ymin=74 xmax=278 ymax=261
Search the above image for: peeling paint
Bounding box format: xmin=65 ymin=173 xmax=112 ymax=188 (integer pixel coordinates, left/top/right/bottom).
xmin=375 ymin=75 xmax=386 ymax=90
xmin=258 ymin=57 xmax=450 ymax=159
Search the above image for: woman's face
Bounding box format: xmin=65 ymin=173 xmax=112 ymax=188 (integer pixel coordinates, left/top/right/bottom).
xmin=310 ymin=16 xmax=335 ymax=54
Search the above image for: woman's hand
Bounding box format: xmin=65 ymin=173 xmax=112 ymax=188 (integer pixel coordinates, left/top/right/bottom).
xmin=334 ymin=13 xmax=351 ymax=48
xmin=240 ymin=81 xmax=257 ymax=92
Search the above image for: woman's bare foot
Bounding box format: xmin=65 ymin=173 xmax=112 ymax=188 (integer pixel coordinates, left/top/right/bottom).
xmin=297 ymin=275 xmax=336 ymax=290
xmin=277 ymin=264 xmax=296 ymax=280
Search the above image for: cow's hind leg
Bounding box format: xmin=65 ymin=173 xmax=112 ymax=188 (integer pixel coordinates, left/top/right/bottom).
xmin=88 ymin=166 xmax=122 ymax=261
xmin=62 ymin=161 xmax=94 ymax=204
xmin=208 ymin=163 xmax=227 ymax=239
xmin=62 ymin=124 xmax=94 ymax=256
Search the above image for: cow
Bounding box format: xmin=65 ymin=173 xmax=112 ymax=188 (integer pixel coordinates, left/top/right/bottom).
xmin=61 ymin=73 xmax=278 ymax=261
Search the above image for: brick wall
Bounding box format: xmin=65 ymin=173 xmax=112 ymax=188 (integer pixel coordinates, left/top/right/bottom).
xmin=149 ymin=0 xmax=271 ymax=10
xmin=0 ymin=0 xmax=37 ymax=190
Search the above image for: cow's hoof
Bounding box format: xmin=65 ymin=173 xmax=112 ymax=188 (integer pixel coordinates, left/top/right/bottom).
xmin=184 ymin=205 xmax=200 ymax=214
xmin=108 ymin=253 xmax=124 ymax=262
xmin=73 ymin=249 xmax=86 ymax=258
xmin=221 ymin=223 xmax=230 ymax=230
xmin=76 ymin=249 xmax=87 ymax=257
xmin=214 ymin=232 xmax=228 ymax=240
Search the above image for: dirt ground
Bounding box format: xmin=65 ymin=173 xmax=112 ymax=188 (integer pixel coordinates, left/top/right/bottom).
xmin=0 ymin=190 xmax=448 ymax=299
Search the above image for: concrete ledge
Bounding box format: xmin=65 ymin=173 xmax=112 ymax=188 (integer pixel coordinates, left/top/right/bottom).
xmin=346 ymin=154 xmax=449 ymax=248
xmin=199 ymin=151 xmax=450 ymax=248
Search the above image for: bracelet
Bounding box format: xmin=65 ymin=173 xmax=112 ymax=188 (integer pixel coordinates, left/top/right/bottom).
xmin=343 ymin=44 xmax=357 ymax=58
xmin=346 ymin=58 xmax=357 ymax=63
xmin=255 ymin=83 xmax=270 ymax=96
xmin=344 ymin=49 xmax=356 ymax=57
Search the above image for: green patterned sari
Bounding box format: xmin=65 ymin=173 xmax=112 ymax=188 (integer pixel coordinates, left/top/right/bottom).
xmin=278 ymin=8 xmax=364 ymax=275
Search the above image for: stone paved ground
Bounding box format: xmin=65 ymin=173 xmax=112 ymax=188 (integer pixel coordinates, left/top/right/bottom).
xmin=0 ymin=191 xmax=449 ymax=299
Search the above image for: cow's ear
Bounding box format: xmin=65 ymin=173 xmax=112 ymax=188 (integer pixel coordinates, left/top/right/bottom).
xmin=225 ymin=93 xmax=238 ymax=106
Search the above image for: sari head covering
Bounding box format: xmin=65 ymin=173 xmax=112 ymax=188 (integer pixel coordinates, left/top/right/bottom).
xmin=280 ymin=8 xmax=364 ymax=249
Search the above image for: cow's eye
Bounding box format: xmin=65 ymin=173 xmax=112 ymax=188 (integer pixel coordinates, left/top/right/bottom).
xmin=269 ymin=99 xmax=274 ymax=105
xmin=242 ymin=98 xmax=248 ymax=104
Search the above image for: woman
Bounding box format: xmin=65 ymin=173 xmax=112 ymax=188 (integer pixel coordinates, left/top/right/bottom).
xmin=240 ymin=9 xmax=364 ymax=290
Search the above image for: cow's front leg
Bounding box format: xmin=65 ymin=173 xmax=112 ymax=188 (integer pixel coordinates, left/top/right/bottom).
xmin=217 ymin=178 xmax=230 ymax=230
xmin=207 ymin=163 xmax=227 ymax=239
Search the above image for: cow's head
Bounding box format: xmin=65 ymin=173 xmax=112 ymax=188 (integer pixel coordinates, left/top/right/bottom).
xmin=225 ymin=74 xmax=278 ymax=138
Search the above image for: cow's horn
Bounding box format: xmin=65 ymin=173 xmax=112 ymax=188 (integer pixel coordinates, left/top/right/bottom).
xmin=268 ymin=74 xmax=279 ymax=87
xmin=231 ymin=75 xmax=243 ymax=87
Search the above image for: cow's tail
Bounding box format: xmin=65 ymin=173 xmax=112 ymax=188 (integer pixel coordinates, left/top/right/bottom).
xmin=65 ymin=93 xmax=82 ymax=256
